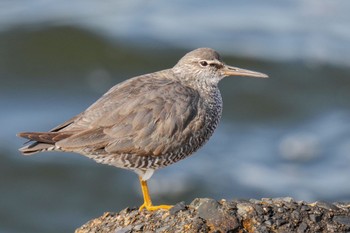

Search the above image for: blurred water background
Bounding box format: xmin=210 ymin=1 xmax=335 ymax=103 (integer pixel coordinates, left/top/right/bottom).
xmin=1 ymin=0 xmax=350 ymax=232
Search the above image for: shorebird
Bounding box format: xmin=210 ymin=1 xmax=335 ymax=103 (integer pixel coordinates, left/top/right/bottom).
xmin=18 ymin=48 xmax=268 ymax=211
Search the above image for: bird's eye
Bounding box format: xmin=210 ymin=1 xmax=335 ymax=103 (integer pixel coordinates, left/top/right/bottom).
xmin=199 ymin=61 xmax=208 ymax=67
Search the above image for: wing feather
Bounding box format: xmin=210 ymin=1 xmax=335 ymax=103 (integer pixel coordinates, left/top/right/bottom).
xmin=56 ymin=70 xmax=204 ymax=157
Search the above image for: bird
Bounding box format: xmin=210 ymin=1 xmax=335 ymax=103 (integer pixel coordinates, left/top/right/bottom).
xmin=18 ymin=48 xmax=268 ymax=211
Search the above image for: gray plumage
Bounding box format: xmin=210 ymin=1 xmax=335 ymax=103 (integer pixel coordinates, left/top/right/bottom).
xmin=18 ymin=48 xmax=268 ymax=180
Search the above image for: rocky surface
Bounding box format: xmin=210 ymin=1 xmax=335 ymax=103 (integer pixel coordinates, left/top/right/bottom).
xmin=75 ymin=197 xmax=350 ymax=233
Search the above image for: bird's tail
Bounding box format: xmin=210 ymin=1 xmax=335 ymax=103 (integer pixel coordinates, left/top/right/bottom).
xmin=17 ymin=132 xmax=71 ymax=155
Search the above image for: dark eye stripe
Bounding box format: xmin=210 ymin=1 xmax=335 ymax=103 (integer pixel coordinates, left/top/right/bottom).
xmin=209 ymin=63 xmax=223 ymax=69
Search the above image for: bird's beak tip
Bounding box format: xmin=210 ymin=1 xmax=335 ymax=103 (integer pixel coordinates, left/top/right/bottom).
xmin=259 ymin=73 xmax=269 ymax=79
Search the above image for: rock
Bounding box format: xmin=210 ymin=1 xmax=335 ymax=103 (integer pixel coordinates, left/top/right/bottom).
xmin=75 ymin=197 xmax=350 ymax=233
xmin=194 ymin=198 xmax=220 ymax=219
xmin=194 ymin=198 xmax=239 ymax=232
xmin=291 ymin=210 xmax=301 ymax=221
xmin=275 ymin=218 xmax=287 ymax=226
xmin=169 ymin=201 xmax=186 ymax=215
xmin=312 ymin=201 xmax=339 ymax=211
xmin=236 ymin=202 xmax=255 ymax=217
xmin=297 ymin=222 xmax=308 ymax=233
xmin=115 ymin=226 xmax=132 ymax=233
xmin=333 ymin=215 xmax=350 ymax=226
xmin=309 ymin=213 xmax=322 ymax=223
xmin=132 ymin=224 xmax=144 ymax=231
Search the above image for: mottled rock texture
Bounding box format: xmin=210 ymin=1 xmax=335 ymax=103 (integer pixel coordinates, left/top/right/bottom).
xmin=76 ymin=198 xmax=350 ymax=233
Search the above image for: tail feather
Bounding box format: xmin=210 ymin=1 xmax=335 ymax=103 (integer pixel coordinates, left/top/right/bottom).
xmin=17 ymin=132 xmax=72 ymax=155
xmin=18 ymin=132 xmax=71 ymax=143
xmin=19 ymin=142 xmax=56 ymax=155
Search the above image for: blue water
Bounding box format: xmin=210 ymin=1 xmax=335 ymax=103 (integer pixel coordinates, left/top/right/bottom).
xmin=2 ymin=0 xmax=350 ymax=66
xmin=1 ymin=1 xmax=350 ymax=233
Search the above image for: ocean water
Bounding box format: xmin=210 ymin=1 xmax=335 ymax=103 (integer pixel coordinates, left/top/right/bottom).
xmin=1 ymin=1 xmax=350 ymax=233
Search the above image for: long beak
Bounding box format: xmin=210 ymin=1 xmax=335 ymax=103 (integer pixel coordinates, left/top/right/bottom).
xmin=222 ymin=65 xmax=268 ymax=78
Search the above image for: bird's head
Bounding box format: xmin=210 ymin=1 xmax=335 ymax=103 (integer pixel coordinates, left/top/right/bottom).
xmin=172 ymin=48 xmax=268 ymax=86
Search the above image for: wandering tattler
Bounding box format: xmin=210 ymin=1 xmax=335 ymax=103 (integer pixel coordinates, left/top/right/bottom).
xmin=18 ymin=48 xmax=268 ymax=211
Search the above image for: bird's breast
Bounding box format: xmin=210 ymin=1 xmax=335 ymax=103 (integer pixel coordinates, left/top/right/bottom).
xmin=201 ymin=88 xmax=223 ymax=137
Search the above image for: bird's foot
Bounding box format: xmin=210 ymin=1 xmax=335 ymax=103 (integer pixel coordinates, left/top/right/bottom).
xmin=139 ymin=203 xmax=173 ymax=211
xmin=138 ymin=177 xmax=173 ymax=211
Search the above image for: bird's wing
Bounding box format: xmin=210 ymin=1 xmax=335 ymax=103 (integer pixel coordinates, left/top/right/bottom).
xmin=56 ymin=71 xmax=205 ymax=156
xmin=49 ymin=114 xmax=82 ymax=132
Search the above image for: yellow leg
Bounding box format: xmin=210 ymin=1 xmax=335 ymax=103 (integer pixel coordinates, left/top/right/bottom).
xmin=138 ymin=177 xmax=173 ymax=211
